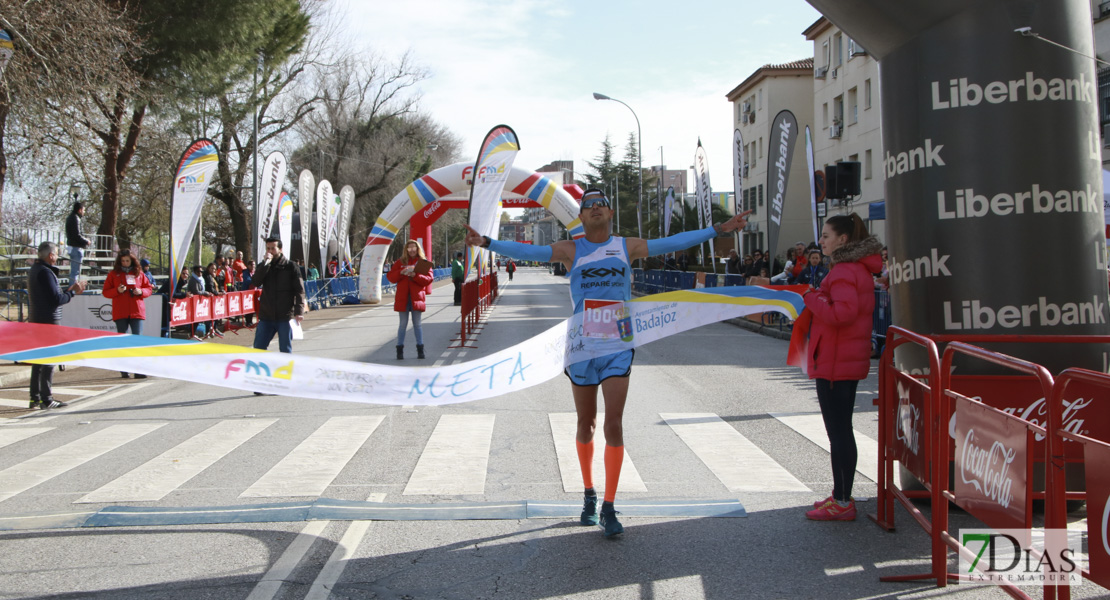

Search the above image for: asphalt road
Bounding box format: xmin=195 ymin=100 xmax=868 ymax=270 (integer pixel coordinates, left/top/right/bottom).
xmin=0 ymin=268 xmax=1098 ymax=599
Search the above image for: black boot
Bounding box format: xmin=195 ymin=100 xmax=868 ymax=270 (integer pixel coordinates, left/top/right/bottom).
xmin=396 ymin=345 xmax=404 ymax=360
xmin=417 ymin=344 xmax=425 ymax=359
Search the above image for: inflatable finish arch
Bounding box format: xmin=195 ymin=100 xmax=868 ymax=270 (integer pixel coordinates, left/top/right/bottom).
xmin=357 ymin=162 xmax=585 ymax=304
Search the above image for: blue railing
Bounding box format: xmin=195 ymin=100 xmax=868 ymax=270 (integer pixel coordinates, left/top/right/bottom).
xmin=304 ymin=268 xmax=454 ymax=310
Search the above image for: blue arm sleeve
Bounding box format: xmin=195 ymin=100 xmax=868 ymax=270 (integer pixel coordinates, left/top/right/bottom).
xmin=645 ymin=225 xmax=718 ymax=256
xmin=487 ymin=238 xmax=554 ymax=262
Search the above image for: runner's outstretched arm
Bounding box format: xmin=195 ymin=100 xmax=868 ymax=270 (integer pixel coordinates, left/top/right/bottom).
xmin=627 ymin=209 xmax=753 ymax=260
xmin=464 ymin=225 xmax=576 ymax=266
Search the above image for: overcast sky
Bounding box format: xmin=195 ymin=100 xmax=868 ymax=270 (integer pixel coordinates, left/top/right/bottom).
xmin=339 ymin=0 xmax=821 ymax=191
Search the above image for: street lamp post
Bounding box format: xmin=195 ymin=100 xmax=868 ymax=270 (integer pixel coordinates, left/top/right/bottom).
xmin=593 ymin=92 xmax=642 ymax=240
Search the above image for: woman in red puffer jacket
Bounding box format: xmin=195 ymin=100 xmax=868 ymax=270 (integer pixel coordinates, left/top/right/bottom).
xmin=387 ymin=240 xmax=434 ymax=360
xmin=801 ymin=213 xmax=883 ymax=521
xmin=102 ymin=249 xmax=153 ymax=378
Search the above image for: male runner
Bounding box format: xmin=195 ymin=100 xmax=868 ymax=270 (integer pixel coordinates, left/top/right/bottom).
xmin=465 ymin=188 xmax=750 ymax=537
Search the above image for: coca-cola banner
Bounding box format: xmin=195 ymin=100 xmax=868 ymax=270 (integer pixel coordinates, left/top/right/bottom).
xmin=806 ymin=0 xmax=1109 ymax=374
xmin=1084 ymin=439 xmax=1110 ymax=589
xmin=953 ymin=397 xmax=1029 ymax=531
xmin=893 ymin=374 xmax=929 ymax=482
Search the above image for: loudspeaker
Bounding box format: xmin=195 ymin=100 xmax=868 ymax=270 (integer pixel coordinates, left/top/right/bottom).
xmin=824 ymin=164 xmax=841 ymax=199
xmin=836 ymin=161 xmax=861 ymax=197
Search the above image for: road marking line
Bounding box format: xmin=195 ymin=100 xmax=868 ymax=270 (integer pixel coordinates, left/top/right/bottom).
xmin=548 ymin=413 xmax=647 ymax=494
xmin=244 ymin=520 xmax=330 ymax=600
xmin=404 ymin=414 xmax=495 ymax=495
xmin=0 ymin=427 xmax=54 ymax=450
xmin=662 ymin=413 xmax=810 ymax=493
xmin=304 ymin=492 xmax=385 ymax=600
xmin=77 ymin=419 xmax=278 ymax=503
xmin=0 ymin=423 xmax=166 ymax=502
xmin=770 ymin=412 xmax=879 ymax=483
xmin=241 ymin=416 xmax=383 ymax=498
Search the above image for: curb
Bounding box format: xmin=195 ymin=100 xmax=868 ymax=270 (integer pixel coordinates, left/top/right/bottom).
xmin=725 ymin=317 xmax=793 ymax=341
xmin=0 ymin=365 xmax=32 ymax=387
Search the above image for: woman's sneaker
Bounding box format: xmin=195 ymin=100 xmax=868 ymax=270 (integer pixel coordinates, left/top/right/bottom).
xmin=599 ymin=505 xmax=623 ymax=537
xmin=580 ymin=494 xmax=598 ymax=526
xmin=806 ymin=499 xmax=856 ymax=521
xmin=813 ymin=495 xmax=835 ymax=509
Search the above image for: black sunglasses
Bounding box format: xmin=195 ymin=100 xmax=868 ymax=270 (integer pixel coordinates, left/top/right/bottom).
xmin=581 ymin=196 xmax=611 ymax=210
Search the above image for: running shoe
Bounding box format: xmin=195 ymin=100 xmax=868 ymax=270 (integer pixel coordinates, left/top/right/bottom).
xmin=580 ymin=494 xmax=599 ymax=526
xmin=28 ymin=400 xmax=41 ymax=410
xmin=806 ymin=500 xmax=856 ymax=521
xmin=41 ymin=398 xmax=68 ymax=409
xmin=599 ymin=506 xmax=623 ymax=537
xmin=813 ymin=495 xmax=835 ymax=509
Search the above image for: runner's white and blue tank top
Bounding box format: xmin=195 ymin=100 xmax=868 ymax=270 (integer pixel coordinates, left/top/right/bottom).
xmin=569 ymin=236 xmax=631 ymax=313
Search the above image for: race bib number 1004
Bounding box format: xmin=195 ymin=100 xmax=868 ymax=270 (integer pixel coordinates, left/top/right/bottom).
xmin=583 ymin=300 xmax=633 ymax=342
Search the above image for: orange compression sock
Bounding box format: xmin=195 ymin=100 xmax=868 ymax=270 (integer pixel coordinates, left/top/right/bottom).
xmin=604 ymin=445 xmax=624 ymax=503
xmin=576 ymin=440 xmax=594 ymax=490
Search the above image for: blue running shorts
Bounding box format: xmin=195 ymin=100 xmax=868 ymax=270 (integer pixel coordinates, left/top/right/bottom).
xmin=563 ymin=349 xmax=634 ymax=387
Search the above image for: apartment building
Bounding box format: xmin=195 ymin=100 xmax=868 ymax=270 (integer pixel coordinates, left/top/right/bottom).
xmin=804 ymin=17 xmax=886 ymax=243
xmin=725 ymin=59 xmax=816 ymax=260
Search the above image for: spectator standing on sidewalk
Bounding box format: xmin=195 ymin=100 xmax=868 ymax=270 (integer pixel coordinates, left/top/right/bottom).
xmin=102 ymin=249 xmax=152 ymax=379
xmin=801 ymin=213 xmax=883 ymax=521
xmin=140 ymin=259 xmax=157 ymax=289
xmin=252 ymin=237 xmax=306 ymax=355
xmin=387 ymin=240 xmax=433 ymax=360
xmin=725 ymin=249 xmax=742 ymax=276
xmin=307 ymin=263 xmax=319 ymax=281
xmin=451 ymin=251 xmax=464 ymax=306
xmin=65 ymin=202 xmax=91 ymax=283
xmin=506 ymin=259 xmax=516 ymax=281
xmin=794 ymin=249 xmax=829 ymax=288
xmin=231 ymin=251 xmax=247 ymax=290
xmin=27 ymin=241 xmax=86 ymax=409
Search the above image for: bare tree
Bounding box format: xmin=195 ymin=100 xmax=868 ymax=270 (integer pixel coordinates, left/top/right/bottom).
xmin=0 ymin=0 xmax=138 ymax=229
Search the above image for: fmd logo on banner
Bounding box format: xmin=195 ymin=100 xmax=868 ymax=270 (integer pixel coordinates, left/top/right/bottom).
xmin=958 ymin=528 xmax=1082 ymax=586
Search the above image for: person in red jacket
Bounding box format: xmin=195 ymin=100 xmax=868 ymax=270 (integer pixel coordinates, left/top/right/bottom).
xmin=801 ymin=213 xmax=883 ymax=521
xmin=387 ymin=240 xmax=433 ymax=360
xmin=102 ymin=249 xmax=153 ymax=379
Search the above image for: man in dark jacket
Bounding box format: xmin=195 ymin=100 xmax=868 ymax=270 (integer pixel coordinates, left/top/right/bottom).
xmin=27 ymin=241 xmax=86 ymax=409
xmin=65 ymin=202 xmax=91 ymax=283
xmin=252 ymin=237 xmax=306 ymax=354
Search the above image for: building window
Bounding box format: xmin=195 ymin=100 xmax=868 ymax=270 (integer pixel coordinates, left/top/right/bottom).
xmin=822 ymin=40 xmax=830 ymax=68
xmin=864 ymin=78 xmax=872 ymax=109
xmin=833 ymin=96 xmax=844 ymax=124
xmin=758 ymin=184 xmax=764 ymax=207
xmin=848 ymin=87 xmax=858 ymax=124
xmin=757 ymin=89 xmax=763 ymax=110
xmin=834 ymin=33 xmax=843 ymax=67
xmin=865 ymin=149 xmax=873 ymax=180
xmin=759 ymin=138 xmax=763 ymax=159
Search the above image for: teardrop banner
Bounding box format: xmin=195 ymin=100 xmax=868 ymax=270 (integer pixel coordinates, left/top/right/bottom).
xmin=298 ymin=170 xmax=315 ymax=271
xmin=170 ymin=139 xmax=219 ymax=279
xmin=255 ymin=151 xmax=287 ymax=263
xmin=466 ymin=125 xmax=520 ymax=275
xmin=315 ymin=180 xmax=333 ymax=273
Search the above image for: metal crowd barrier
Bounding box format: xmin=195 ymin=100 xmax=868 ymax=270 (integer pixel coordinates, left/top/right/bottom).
xmin=872 ymin=330 xmax=1110 ymax=600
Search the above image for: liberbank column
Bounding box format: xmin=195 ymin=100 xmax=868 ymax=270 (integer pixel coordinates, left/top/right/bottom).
xmin=806 ymin=1 xmax=1108 ymax=451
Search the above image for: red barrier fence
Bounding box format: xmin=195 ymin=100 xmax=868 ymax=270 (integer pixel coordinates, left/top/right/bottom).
xmin=169 ymin=290 xmax=260 ymax=337
xmin=873 ymin=330 xmax=1110 ymax=599
xmin=453 ymin=273 xmax=498 ymax=348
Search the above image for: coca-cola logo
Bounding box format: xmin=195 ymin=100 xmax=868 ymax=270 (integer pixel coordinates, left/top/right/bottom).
xmin=960 ymin=428 xmax=1016 ymax=508
xmin=172 ymin=302 xmax=187 ymax=321
xmin=423 ymin=201 xmax=440 ymax=219
xmin=895 ymin=381 xmax=921 ymax=455
xmin=1000 ymin=396 xmax=1092 ymax=441
xmin=1102 ymin=494 xmax=1110 ymax=559
xmin=229 ymin=295 xmax=240 ymax=312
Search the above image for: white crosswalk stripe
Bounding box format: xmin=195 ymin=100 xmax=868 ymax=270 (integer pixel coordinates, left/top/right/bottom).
xmin=662 ymin=413 xmax=810 ymax=493
xmin=0 ymin=409 xmax=885 ymax=505
xmin=770 ymin=412 xmax=880 ymax=483
xmin=548 ymin=413 xmax=647 ymax=494
xmin=241 ymin=416 xmax=384 ymax=498
xmin=0 ymin=427 xmax=54 ymax=450
xmin=404 ymin=414 xmax=496 ymax=495
xmin=77 ymin=419 xmax=278 ymax=503
xmin=0 ymin=423 xmax=166 ymax=502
